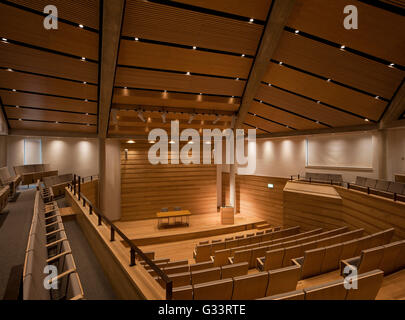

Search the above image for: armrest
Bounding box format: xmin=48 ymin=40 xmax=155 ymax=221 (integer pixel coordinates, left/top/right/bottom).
xmin=46 ymin=237 xmax=67 ymax=248
xmin=256 ymin=257 xmax=264 ymax=271
xmin=46 ymin=228 xmax=64 ymax=237
xmin=340 ymin=256 xmax=360 ymax=276
xmin=46 ymin=250 xmax=72 ymax=263
xmin=45 ymin=213 xmax=59 ymax=221
xmin=293 ymin=256 xmax=304 ymax=266
xmin=45 ymin=220 xmax=59 ymax=228
xmin=69 ymin=294 xmax=84 ymax=301
xmin=48 ymin=268 xmax=76 ymax=285
xmin=210 ymin=256 xmax=214 ymax=263
xmin=228 ymin=257 xmax=234 ymax=264
xmin=193 ymin=249 xmax=197 ymax=259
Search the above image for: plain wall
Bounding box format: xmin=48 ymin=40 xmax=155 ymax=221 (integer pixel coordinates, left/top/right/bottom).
xmin=386 ymin=127 xmax=405 ymax=180
xmin=6 ymin=135 xmax=99 ymax=177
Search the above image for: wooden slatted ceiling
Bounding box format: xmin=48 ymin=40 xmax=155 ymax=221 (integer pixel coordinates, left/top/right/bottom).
xmin=122 ymin=0 xmax=263 ymax=56
xmin=175 ymin=0 xmax=272 ymax=21
xmin=0 ymin=42 xmax=98 ymax=83
xmin=0 ymin=69 xmax=97 ymax=101
xmin=4 ymin=107 xmax=96 ymax=124
xmin=8 ymin=120 xmax=96 ymax=133
xmin=121 ymin=141 xmax=217 ymax=220
xmin=262 ymin=63 xmax=387 ymax=121
xmin=379 ymin=0 xmax=405 ymax=9
xmin=255 ymin=84 xmax=365 ymax=127
xmin=272 ymin=31 xmax=404 ymax=99
xmin=118 ymin=40 xmax=252 ymax=79
xmin=0 ymin=89 xmax=97 ymax=114
xmin=244 ymin=114 xmax=293 ymax=133
xmin=286 ymin=0 xmax=405 ymax=66
xmin=0 ymin=3 xmax=98 ymax=61
xmin=114 ymin=67 xmax=245 ymax=97
xmin=249 ymin=101 xmax=326 ymax=130
xmin=113 ymin=89 xmax=240 ymax=112
xmin=241 ymin=125 xmax=268 ymax=135
xmin=9 ymin=0 xmax=100 ymax=30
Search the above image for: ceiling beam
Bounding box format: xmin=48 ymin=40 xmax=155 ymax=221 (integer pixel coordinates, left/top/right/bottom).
xmin=8 ymin=129 xmax=98 ymax=138
xmin=380 ymin=80 xmax=405 ymax=129
xmin=98 ymin=0 xmax=125 ymax=138
xmin=234 ymin=0 xmax=296 ymax=128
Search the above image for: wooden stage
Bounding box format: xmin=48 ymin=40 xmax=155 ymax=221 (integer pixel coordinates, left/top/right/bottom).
xmin=115 ymin=212 xmax=266 ymax=246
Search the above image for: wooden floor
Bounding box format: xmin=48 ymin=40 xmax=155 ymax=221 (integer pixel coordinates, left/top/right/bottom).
xmin=115 ymin=212 xmax=265 ymax=246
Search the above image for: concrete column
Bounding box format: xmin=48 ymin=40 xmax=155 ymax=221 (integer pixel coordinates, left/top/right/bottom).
xmin=216 ymin=164 xmax=222 ymax=209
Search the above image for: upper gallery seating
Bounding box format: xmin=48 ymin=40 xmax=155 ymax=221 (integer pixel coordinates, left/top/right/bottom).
xmin=301 ymin=172 xmax=343 ymax=185
xmin=23 ymin=190 xmax=84 ymax=300
xmin=259 ymin=269 xmax=384 ymax=300
xmin=349 ymin=176 xmax=405 ymax=201
xmin=14 ymin=164 xmax=58 ymax=186
xmin=0 ymin=166 xmax=21 ymax=197
xmin=193 ymin=226 xmax=301 ymax=263
xmin=291 ymin=229 xmax=394 ymax=279
xmin=43 ymin=174 xmax=73 ymax=198
xmin=0 ymin=185 xmax=9 ymax=213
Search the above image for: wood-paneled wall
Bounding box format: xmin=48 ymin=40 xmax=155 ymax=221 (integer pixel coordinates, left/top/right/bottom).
xmin=121 ymin=141 xmax=217 ymax=221
xmin=80 ymin=180 xmax=99 ymax=208
xmin=222 ymin=172 xmax=287 ymax=226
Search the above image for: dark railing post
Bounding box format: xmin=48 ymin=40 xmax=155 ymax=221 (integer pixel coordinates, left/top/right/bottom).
xmin=98 ymin=214 xmax=102 ymax=226
xmin=78 ymin=176 xmax=81 ymax=201
xmin=367 ymin=187 xmax=370 ymax=194
xmin=347 ymin=183 xmax=350 ymax=189
xmin=89 ymin=205 xmax=93 ymax=215
xmin=298 ymin=174 xmax=300 ymax=180
xmin=110 ymin=227 xmax=115 ymax=241
xmin=83 ymin=197 xmax=86 ymax=207
xmin=91 ymin=175 xmax=93 ymax=182
xmin=130 ymin=248 xmax=136 ymax=266
xmin=309 ymin=177 xmax=312 ymax=183
xmin=73 ymin=174 xmax=76 ymax=195
xmin=394 ymin=193 xmax=397 ymax=201
xmin=166 ymin=281 xmax=173 ymax=300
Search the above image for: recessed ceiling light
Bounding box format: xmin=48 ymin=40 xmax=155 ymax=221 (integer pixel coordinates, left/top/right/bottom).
xmin=127 ymin=140 xmax=135 ymax=144
xmin=55 ymin=121 xmax=59 ymax=124
xmin=1 ymin=38 xmax=7 ymax=42
xmin=375 ymin=96 xmax=379 ymax=100
xmin=231 ymin=96 xmax=234 ymax=98
xmin=134 ymin=37 xmax=139 ymax=41
xmin=84 ymin=99 xmax=88 ymax=102
xmin=199 ymin=93 xmax=202 ymax=95
xmin=268 ymin=83 xmax=271 ymax=86
xmin=83 ymin=81 xmax=87 ymax=84
xmin=192 ymin=46 xmax=197 ymax=50
xmin=7 ymin=68 xmax=12 ymax=72
xmin=205 ymin=141 xmax=211 ymax=145
xmin=163 ymin=90 xmax=167 ymax=93
xmin=16 ymin=105 xmax=19 ymax=108
xmin=317 ymin=100 xmax=321 ymax=104
xmin=124 ymin=86 xmax=127 ymax=89
xmin=79 ymin=24 xmax=84 ymax=28
xmin=364 ymin=118 xmax=369 ymax=122
xmin=315 ymin=120 xmax=320 ymax=124
xmin=186 ymin=71 xmax=191 ymax=75
xmin=85 ymin=112 xmax=89 ymax=115
xmin=249 ymin=18 xmax=254 ymax=23
xmin=241 ymin=54 xmax=245 ymax=57
xmin=389 ymin=63 xmax=395 ymax=68
xmin=12 ymin=89 xmax=16 ymax=92
xmin=340 ymin=45 xmax=345 ymax=50
xmin=259 ymin=100 xmax=262 ymax=103
xmin=327 ymin=78 xmax=331 ymax=82
xmin=235 ymin=77 xmax=239 ymax=81
xmin=286 ymin=125 xmax=289 ymax=128
xmin=81 ymin=57 xmax=86 ymax=61
xmin=254 ymin=113 xmax=256 ymax=116
xmin=295 ymin=30 xmax=299 ymax=34
xmin=279 ymin=61 xmax=283 ymax=65
xmin=169 ymin=140 xmax=175 ymax=144
xmin=18 ymin=118 xmax=22 ymax=121
xmin=86 ymin=123 xmax=90 ymax=126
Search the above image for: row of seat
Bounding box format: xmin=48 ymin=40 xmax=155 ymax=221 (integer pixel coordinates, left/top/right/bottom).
xmin=303 ymin=172 xmax=343 ymax=184
xmin=0 ymin=184 xmax=9 ymax=213
xmin=172 ymin=264 xmax=301 ymax=300
xmin=214 ymin=227 xmax=348 ymax=268
xmin=23 ymin=189 xmax=84 ymax=300
xmin=155 ymin=262 xmax=249 ymax=288
xmin=0 ymin=166 xmax=21 ymax=198
xmin=341 ymin=238 xmax=405 ymax=276
xmin=43 ymin=174 xmax=73 ymax=198
xmin=350 ymin=176 xmax=405 ymax=201
xmin=260 ymin=269 xmax=384 ymax=300
xmin=193 ymin=226 xmax=301 ymax=262
xmin=292 ymin=228 xmax=394 ymax=279
xmin=14 ymin=164 xmax=58 ymax=186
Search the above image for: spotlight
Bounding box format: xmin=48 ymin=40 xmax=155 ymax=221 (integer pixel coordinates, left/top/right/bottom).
xmin=213 ymin=114 xmax=220 ymax=125
xmin=137 ymin=110 xmax=146 ymax=122
xmin=188 ymin=113 xmax=196 ymax=124
xmin=127 ymin=140 xmax=135 ymax=144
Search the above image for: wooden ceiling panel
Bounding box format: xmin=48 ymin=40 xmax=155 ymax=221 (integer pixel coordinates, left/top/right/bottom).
xmin=0 ymin=3 xmax=99 ymax=60
xmin=263 ymin=64 xmax=387 ymax=121
xmin=244 ymin=113 xmax=292 ymax=133
xmin=379 ymin=0 xmax=405 ymax=8
xmin=273 ymin=31 xmax=404 ymax=99
xmin=113 ymin=88 xmax=239 ymax=112
xmin=255 ymin=84 xmax=364 ymax=127
xmin=175 ymin=0 xmax=272 ymax=20
xmin=249 ymin=101 xmax=325 ymax=130
xmin=122 ymin=0 xmax=263 ymax=55
xmin=5 ymin=107 xmax=97 ymax=124
xmin=113 ymin=110 xmax=233 ymax=122
xmin=9 ymin=120 xmax=96 ymax=133
xmin=0 ymin=42 xmax=98 ymax=83
xmin=0 ymin=69 xmax=97 ymax=100
xmin=114 ymin=68 xmax=245 ymax=97
xmin=287 ymin=0 xmax=405 ymax=65
xmin=0 ymin=89 xmax=97 ymax=114
xmin=242 ymin=124 xmax=268 ymax=135
xmin=9 ymin=0 xmax=100 ymax=30
xmin=118 ymin=40 xmax=252 ymax=78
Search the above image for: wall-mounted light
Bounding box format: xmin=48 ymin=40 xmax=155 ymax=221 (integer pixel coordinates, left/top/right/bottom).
xmin=124 ymin=148 xmax=128 ymax=160
xmin=127 ymin=140 xmax=135 ymax=144
xmin=268 ymin=183 xmax=274 ymax=189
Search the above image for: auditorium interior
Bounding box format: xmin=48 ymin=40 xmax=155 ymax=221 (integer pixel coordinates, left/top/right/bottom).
xmin=0 ymin=0 xmax=405 ymax=301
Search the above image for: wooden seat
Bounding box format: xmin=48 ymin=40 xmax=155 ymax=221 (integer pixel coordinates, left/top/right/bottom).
xmin=340 ymin=228 xmax=364 ymax=242
xmin=282 ymin=244 xmax=303 ymax=267
xmin=304 ymin=279 xmax=347 ymax=300
xmin=355 ymin=236 xmax=372 ymax=256
xmin=193 ymin=278 xmax=233 ymax=300
xmin=211 ymin=241 xmax=226 ymax=253
xmin=237 ymin=237 xmax=251 ymax=246
xmin=193 ymin=244 xmax=211 ymax=262
xmin=250 ymin=246 xmax=268 ymax=269
xmin=190 ymin=261 xmax=214 ymax=272
xmin=258 ymin=248 xmax=284 ymax=271
xmin=266 ymin=265 xmax=300 ymax=296
xmin=212 ymin=248 xmax=231 ymax=267
xmin=168 ymin=272 xmax=191 ymax=288
xmin=299 ymin=247 xmax=326 ymax=279
xmin=345 ymin=270 xmax=384 ymax=300
xmin=164 ymin=265 xmax=189 ymax=275
xmin=172 ymin=285 xmax=193 ymax=300
xmin=225 ymin=239 xmax=239 ymax=249
xmin=221 ymin=262 xmax=249 ymax=279
xmin=341 ymin=239 xmax=359 ymax=260
xmin=232 ymin=272 xmax=269 ymax=300
xmin=258 ymin=289 xmax=305 ymax=300
xmin=394 ymin=240 xmax=405 ymax=271
xmin=191 ymin=267 xmax=221 ymax=285
xmin=231 ymin=248 xmax=251 ymax=265
xmin=379 ymin=240 xmax=404 ymax=274
xmin=357 ymin=246 xmax=385 ymax=274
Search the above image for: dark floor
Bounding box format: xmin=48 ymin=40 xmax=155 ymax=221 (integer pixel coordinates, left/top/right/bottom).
xmin=0 ymin=188 xmax=117 ymax=300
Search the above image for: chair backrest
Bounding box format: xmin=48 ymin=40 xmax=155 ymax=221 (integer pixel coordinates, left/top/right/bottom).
xmin=354 ymin=236 xmax=372 ymax=256
xmin=300 ymin=247 xmax=326 ymax=279
xmin=355 ymin=176 xmax=366 ymax=186
xmin=213 ymin=249 xmax=231 ymax=267
xmin=161 ymin=208 xmax=168 ymax=212
xmin=225 ymin=237 xmax=234 ymax=241
xmin=264 ymin=248 xmax=284 ymax=271
xmin=388 ymin=181 xmax=405 ymax=194
xmin=375 ymin=180 xmax=390 ymax=191
xmin=341 ymin=239 xmax=359 ymax=260
xmin=282 ymin=244 xmax=302 ymax=267
xmin=199 ymin=240 xmax=209 ymax=245
xmin=250 ymin=246 xmax=268 ymax=268
xmin=174 ymin=206 xmax=182 ymax=211
xmin=365 ymin=178 xmax=377 ymax=188
xmin=164 ymin=265 xmax=189 ymax=275
xmin=191 ymin=267 xmax=221 ymax=285
xmin=320 ymin=243 xmax=343 ymax=273
xmin=195 ymin=244 xmax=211 ymax=262
xmin=211 ymin=241 xmax=226 ymax=253
xmin=232 ymin=272 xmax=269 ymax=300
xmin=235 ymin=235 xmax=244 ymax=240
xmin=304 ymin=279 xmax=347 ymax=300
xmin=193 ymin=278 xmax=233 ymax=300
xmin=168 ymin=272 xmax=191 ymax=288
xmin=258 ymin=289 xmax=305 ymax=300
xmin=379 ymin=241 xmax=403 ymax=275
xmin=233 ymin=249 xmax=252 ymax=265
xmin=345 ymin=269 xmax=384 ymax=300
xmin=394 ymin=240 xmax=405 ymax=271
xmin=225 ymin=239 xmax=239 ymax=249
xmin=267 ymin=265 xmax=300 ymax=296
xmin=190 ymin=261 xmax=214 ymax=272
xmin=237 ymin=237 xmax=251 ymax=246
xmin=221 ymin=262 xmax=249 ymax=279
xmin=172 ymin=285 xmax=193 ymax=300
xmin=358 ymin=246 xmax=384 ymax=274
xmin=340 ymin=228 xmax=364 ymax=242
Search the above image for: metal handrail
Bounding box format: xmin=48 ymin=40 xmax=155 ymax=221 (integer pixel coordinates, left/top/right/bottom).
xmin=67 ymin=178 xmax=173 ymax=299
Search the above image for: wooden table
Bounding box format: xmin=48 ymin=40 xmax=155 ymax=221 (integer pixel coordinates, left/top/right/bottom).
xmin=156 ymin=210 xmax=191 ymax=229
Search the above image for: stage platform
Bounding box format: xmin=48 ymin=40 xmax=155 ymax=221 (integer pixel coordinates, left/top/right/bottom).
xmin=115 ymin=213 xmax=266 ymax=247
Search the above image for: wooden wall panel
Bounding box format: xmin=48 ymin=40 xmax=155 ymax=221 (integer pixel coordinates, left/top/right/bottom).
xmin=0 ymin=89 xmax=97 ymax=114
xmin=115 ymin=68 xmax=245 ymax=96
xmin=9 ymin=119 xmax=96 ymax=133
xmin=287 ymin=0 xmax=405 ymax=65
xmin=121 ymin=141 xmax=217 ymax=221
xmin=122 ymin=0 xmax=263 ymax=55
xmin=263 ymin=63 xmax=387 ymax=121
xmin=244 ymin=114 xmax=292 ymax=133
xmin=0 ymin=42 xmax=98 ymax=83
xmin=118 ymin=40 xmax=252 ymax=78
xmin=273 ymin=31 xmax=404 ymax=99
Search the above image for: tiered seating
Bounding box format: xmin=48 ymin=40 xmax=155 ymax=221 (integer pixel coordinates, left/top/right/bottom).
xmin=23 ymin=191 xmax=83 ymax=300
xmin=341 ymin=239 xmax=405 ymax=275
xmin=172 ymin=264 xmax=300 ymax=300
xmin=14 ymin=164 xmax=58 ymax=186
xmin=293 ymin=228 xmax=394 ymax=279
xmin=350 ymin=176 xmax=405 ymax=201
xmin=302 ymin=172 xmax=343 ymax=185
xmin=194 ymin=226 xmax=301 ymax=264
xmin=260 ymin=269 xmax=384 ymax=300
xmin=257 ymin=227 xmax=361 ymax=272
xmin=0 ymin=185 xmax=9 ymax=213
xmin=43 ymin=174 xmax=73 ymax=198
xmin=0 ymin=166 xmax=21 ymax=197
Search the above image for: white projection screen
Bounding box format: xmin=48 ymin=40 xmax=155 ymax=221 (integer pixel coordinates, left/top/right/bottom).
xmin=306 ymin=133 xmax=373 ymax=169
